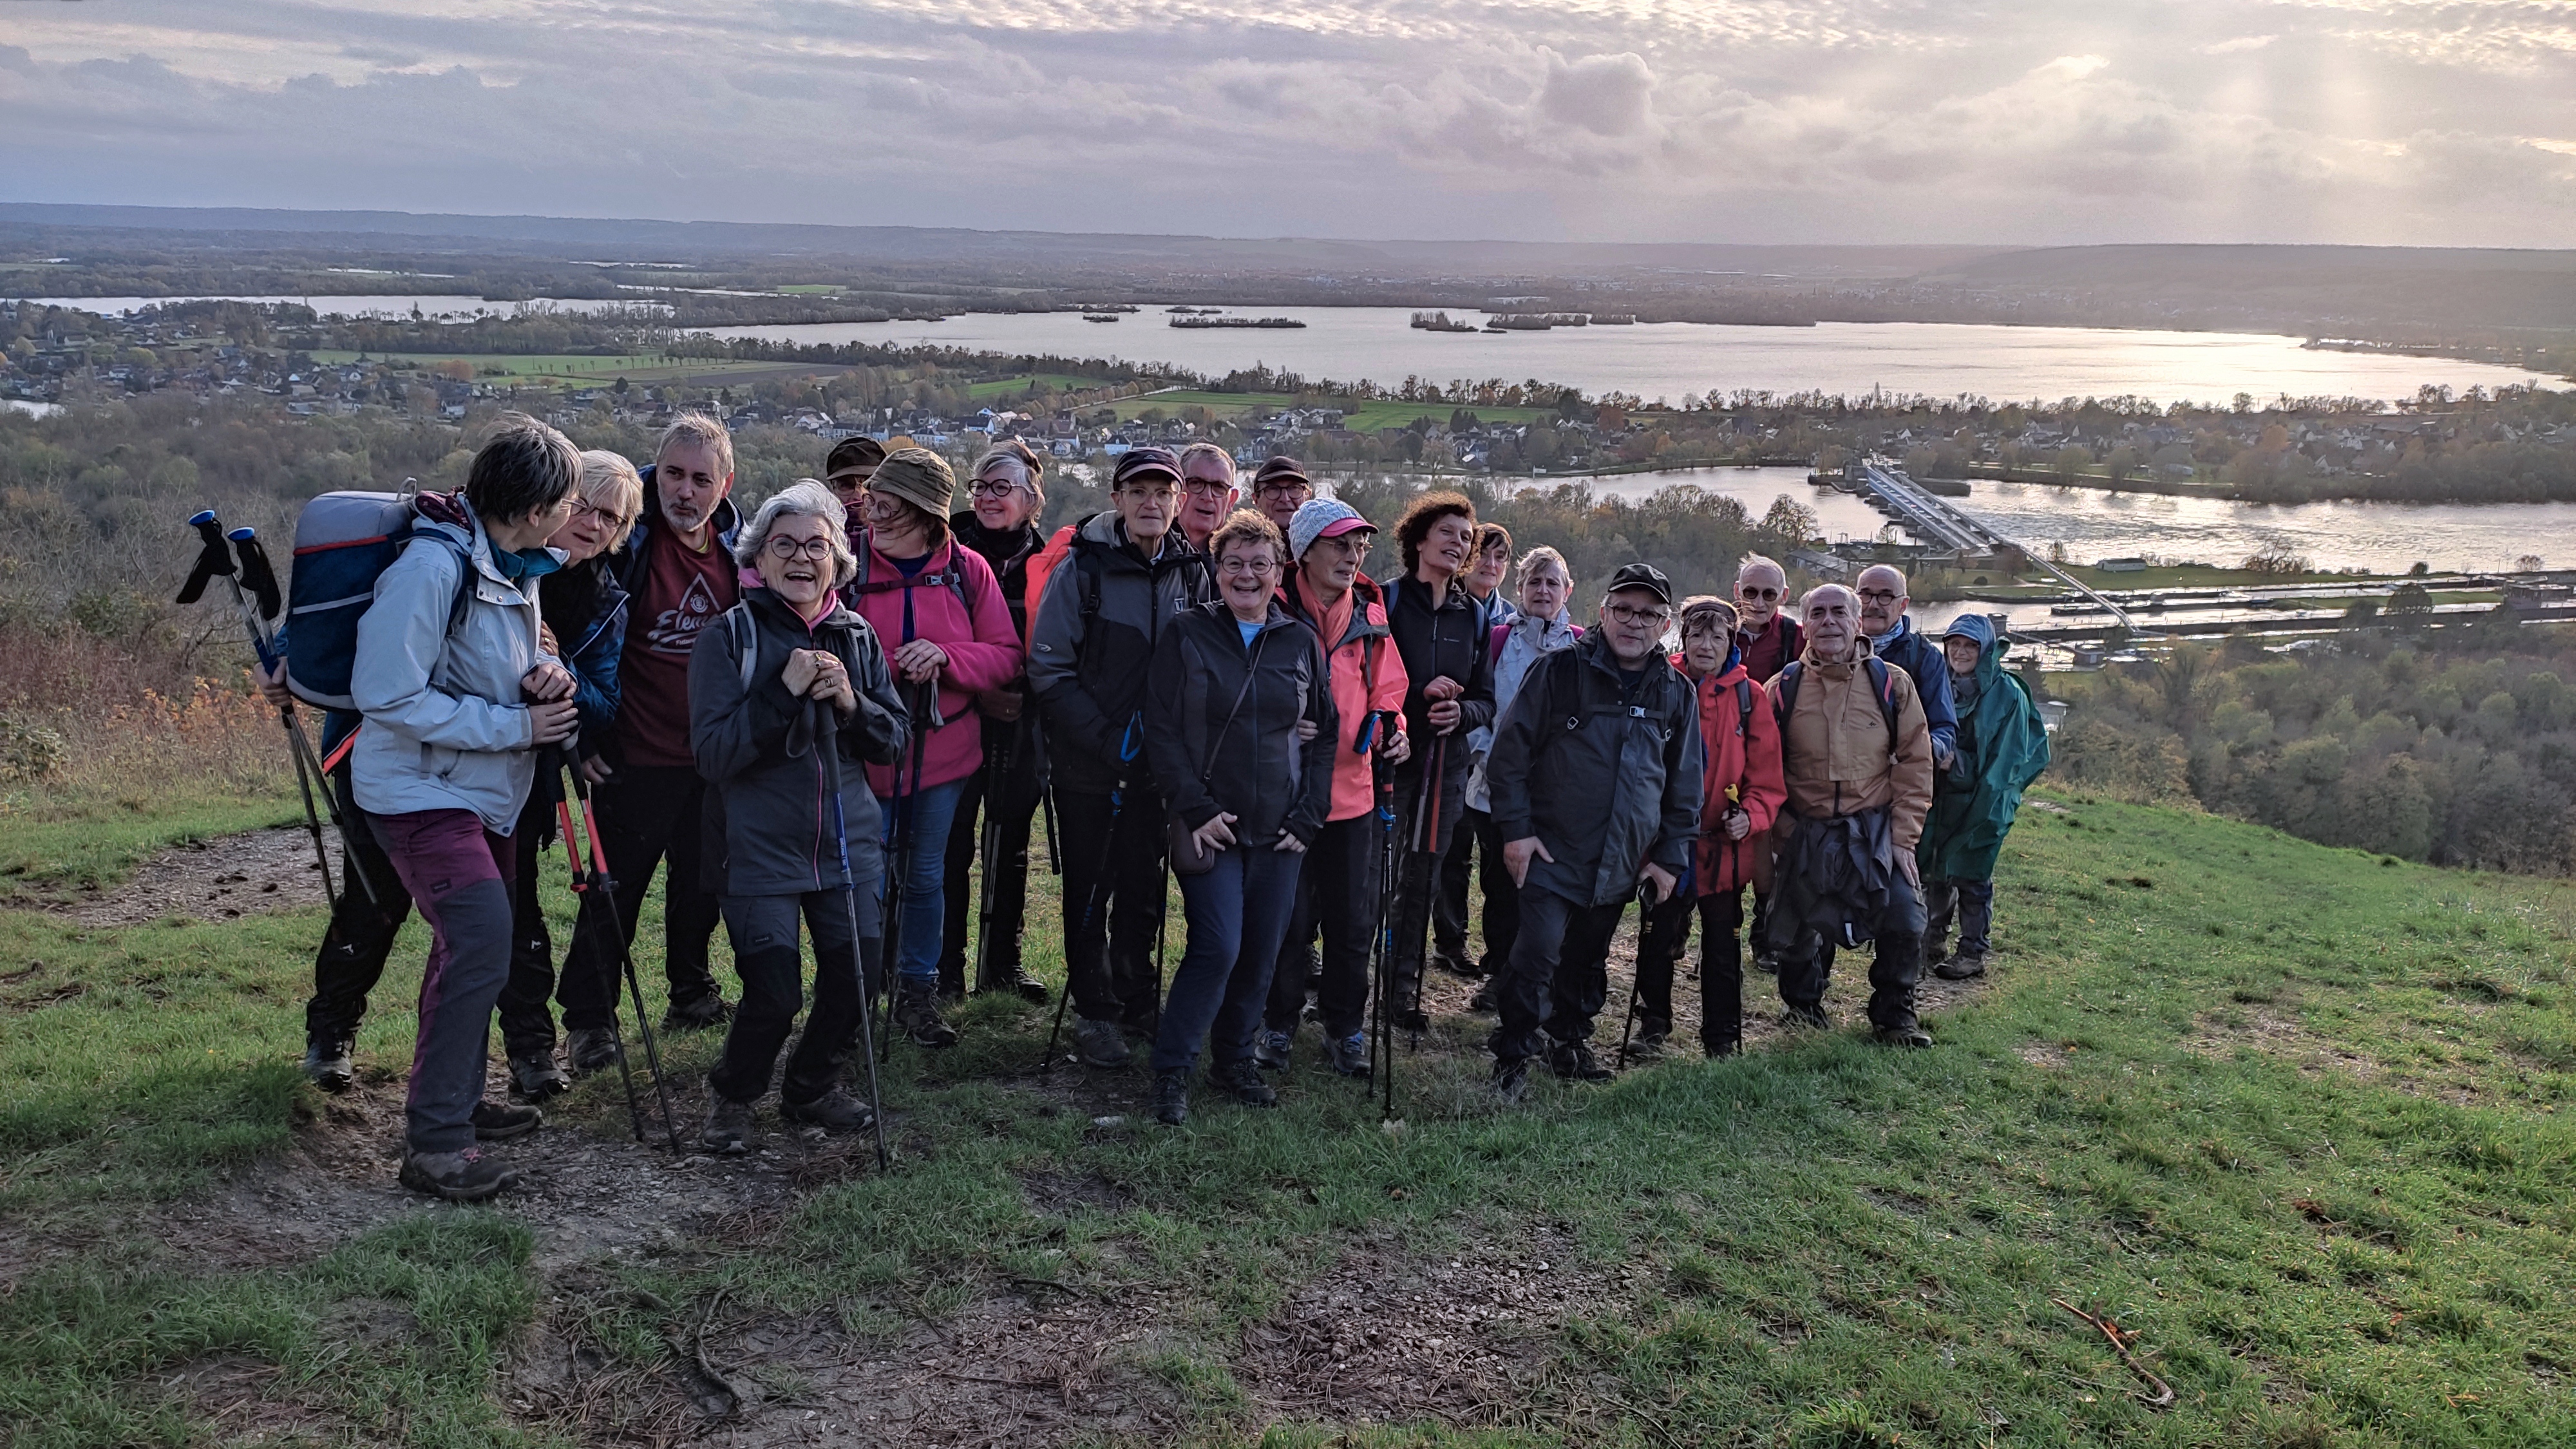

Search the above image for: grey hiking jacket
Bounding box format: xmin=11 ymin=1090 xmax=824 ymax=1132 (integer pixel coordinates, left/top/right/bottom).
xmin=1027 ymin=511 xmax=1211 ymax=795
xmin=1486 ymin=632 xmax=1704 ymax=907
xmin=688 ymin=589 xmax=909 ymax=896
xmin=350 ymin=504 xmax=563 ymax=833
xmin=1144 ymin=600 xmax=1337 ymax=847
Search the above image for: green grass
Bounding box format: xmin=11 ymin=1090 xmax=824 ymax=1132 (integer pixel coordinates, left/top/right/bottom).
xmin=0 ymin=786 xmax=298 ymax=898
xmin=965 ymin=372 xmax=1099 ymax=401
xmin=774 ymin=284 xmax=846 ymax=295
xmin=6 ymin=793 xmax=2576 ymax=1443
xmin=307 ymin=350 xmax=800 ymax=387
xmin=1097 ymin=389 xmax=1558 ymax=433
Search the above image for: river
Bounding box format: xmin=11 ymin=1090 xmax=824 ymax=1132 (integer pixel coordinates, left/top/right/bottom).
xmin=688 ymin=308 xmax=2549 ymax=408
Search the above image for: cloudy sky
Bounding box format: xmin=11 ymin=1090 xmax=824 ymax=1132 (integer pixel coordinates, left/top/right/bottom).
xmin=5 ymin=0 xmax=2575 ymax=245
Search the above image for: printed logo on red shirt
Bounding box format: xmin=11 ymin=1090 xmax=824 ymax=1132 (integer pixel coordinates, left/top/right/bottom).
xmin=645 ymin=574 xmax=722 ymax=656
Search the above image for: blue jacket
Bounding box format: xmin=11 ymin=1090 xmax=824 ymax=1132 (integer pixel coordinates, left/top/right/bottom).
xmin=555 ymin=565 xmax=629 ymax=759
xmin=1868 ymin=616 xmax=1958 ymax=764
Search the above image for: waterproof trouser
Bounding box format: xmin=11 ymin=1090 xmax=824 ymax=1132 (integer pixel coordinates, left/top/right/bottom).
xmin=1434 ymin=806 xmax=1519 ymax=974
xmin=496 ymin=791 xmax=617 ymax=1055
xmin=1054 ymin=784 xmax=1169 ymax=1027
xmin=1926 ymin=876 xmax=1996 ymax=960
xmin=305 ymin=767 xmax=416 ymax=1045
xmin=1489 ymin=884 xmax=1629 ymax=1065
xmin=708 ymin=889 xmax=881 ymax=1107
xmin=367 ymin=808 xmax=515 ymax=1157
xmin=876 ymin=777 xmax=967 ymax=987
xmin=559 ymin=764 xmax=725 ymax=1012
xmin=1776 ymin=875 xmax=1926 ymax=1032
xmin=938 ymin=737 xmax=1040 ymax=992
xmin=1636 ymin=889 xmax=1748 ymax=1052
xmin=1153 ymin=844 xmax=1303 ymax=1075
xmin=1266 ymin=814 xmax=1382 ymax=1041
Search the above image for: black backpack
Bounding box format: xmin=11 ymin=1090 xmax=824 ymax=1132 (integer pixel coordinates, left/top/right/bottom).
xmin=1770 ymin=656 xmax=1901 ymax=753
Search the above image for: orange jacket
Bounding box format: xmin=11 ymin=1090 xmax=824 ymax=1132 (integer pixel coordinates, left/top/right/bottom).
xmin=1683 ymin=658 xmax=1786 ymax=895
xmin=1283 ymin=573 xmax=1410 ymax=823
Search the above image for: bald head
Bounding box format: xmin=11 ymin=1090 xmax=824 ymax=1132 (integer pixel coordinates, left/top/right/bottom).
xmin=1855 ymin=564 xmax=1908 ymax=638
xmin=1736 ymin=553 xmax=1789 ymax=629
xmin=1803 ymin=583 xmax=1860 ymax=661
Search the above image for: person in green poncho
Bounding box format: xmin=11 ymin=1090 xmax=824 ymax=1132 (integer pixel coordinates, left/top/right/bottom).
xmin=1918 ymin=614 xmax=2050 ymax=981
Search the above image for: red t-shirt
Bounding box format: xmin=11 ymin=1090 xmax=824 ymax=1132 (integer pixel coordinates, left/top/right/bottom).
xmin=616 ymin=528 xmax=738 ymax=768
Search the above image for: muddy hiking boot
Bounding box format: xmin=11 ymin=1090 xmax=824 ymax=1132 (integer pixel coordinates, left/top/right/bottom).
xmin=508 ymin=1050 xmax=570 ymax=1102
xmin=661 ymin=992 xmax=732 ymax=1033
xmin=399 ymin=1147 xmax=515 ymax=1202
xmin=1208 ymin=1057 xmax=1278 ymax=1108
xmin=893 ymin=978 xmax=961 ymax=1048
xmin=702 ymin=1096 xmax=755 ymax=1155
xmin=471 ymin=1100 xmax=543 ymax=1141
xmin=303 ymin=1037 xmax=355 ymax=1094
xmin=1151 ymin=1069 xmax=1190 ymax=1126
xmin=565 ymin=1027 xmax=623 ymax=1077
xmin=1076 ymin=1016 xmax=1132 ymax=1068
xmin=1873 ymin=1023 xmax=1935 ymax=1049
xmin=1933 ymin=951 xmax=1988 ymax=981
xmin=781 ymin=1086 xmax=875 ymax=1134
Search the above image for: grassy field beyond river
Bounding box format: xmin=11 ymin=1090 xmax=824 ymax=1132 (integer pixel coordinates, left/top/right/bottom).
xmin=4 ymin=790 xmax=2575 ymax=1447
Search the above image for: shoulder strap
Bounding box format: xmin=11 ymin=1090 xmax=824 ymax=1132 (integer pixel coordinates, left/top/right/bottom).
xmin=730 ymin=605 xmax=758 ymax=694
xmin=1198 ymin=627 xmax=1265 ymax=787
xmin=1867 ymin=656 xmax=1899 ymax=752
xmin=1771 ymin=661 xmax=1803 ymax=726
xmin=1734 ymin=677 xmax=1754 ymax=743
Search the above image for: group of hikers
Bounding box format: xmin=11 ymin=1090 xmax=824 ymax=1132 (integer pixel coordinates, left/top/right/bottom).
xmin=264 ymin=410 xmax=2050 ymax=1202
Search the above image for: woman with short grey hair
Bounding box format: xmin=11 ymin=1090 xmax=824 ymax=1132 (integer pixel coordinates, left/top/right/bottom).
xmin=735 ymin=480 xmax=860 ymax=587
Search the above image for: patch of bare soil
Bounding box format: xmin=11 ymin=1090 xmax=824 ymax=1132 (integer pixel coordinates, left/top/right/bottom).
xmin=149 ymin=1354 xmax=356 ymax=1444
xmin=1236 ymin=1224 xmax=1623 ymax=1429
xmin=43 ymin=826 xmax=331 ymax=927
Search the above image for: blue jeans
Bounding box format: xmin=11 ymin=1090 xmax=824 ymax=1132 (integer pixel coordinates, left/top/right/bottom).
xmin=1153 ymin=844 xmax=1305 ymax=1074
xmin=877 ymin=777 xmax=967 ymax=985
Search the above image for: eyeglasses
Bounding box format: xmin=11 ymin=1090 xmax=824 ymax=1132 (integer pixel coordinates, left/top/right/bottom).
xmin=1253 ymin=480 xmax=1311 ymax=499
xmin=1219 ymin=554 xmax=1278 ymax=575
xmin=826 ymin=471 xmax=873 ymax=492
xmin=1857 ymin=589 xmax=1902 ymax=603
xmin=970 ymin=478 xmax=1028 ymax=498
xmin=764 ymin=535 xmax=835 ymax=562
xmin=1738 ymin=586 xmax=1782 ymax=601
xmin=1181 ymin=478 xmax=1236 ymax=498
xmin=1605 ymin=604 xmax=1671 ymax=627
xmin=1119 ymin=484 xmax=1179 ymax=503
xmin=568 ymin=498 xmax=634 ymax=531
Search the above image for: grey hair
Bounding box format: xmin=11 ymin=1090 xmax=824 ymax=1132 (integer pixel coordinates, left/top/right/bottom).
xmin=1736 ymin=551 xmax=1786 ymax=583
xmin=658 ymin=410 xmax=735 ymax=480
xmin=734 ymin=479 xmax=858 ymax=589
xmin=1177 ymin=441 xmax=1236 ymax=480
xmin=1516 ymin=545 xmax=1569 ymax=581
xmin=1801 ymin=582 xmax=1857 ymax=614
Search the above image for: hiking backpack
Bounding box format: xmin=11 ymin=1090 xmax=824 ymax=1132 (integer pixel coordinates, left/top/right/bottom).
xmin=846 ymin=538 xmax=977 ymax=627
xmin=283 ymin=491 xmax=475 ymax=711
xmin=1769 ymin=656 xmax=1900 ymax=752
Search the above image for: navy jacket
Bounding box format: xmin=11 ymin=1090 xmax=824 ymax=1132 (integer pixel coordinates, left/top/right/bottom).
xmin=1868 ymin=616 xmax=1958 ymax=764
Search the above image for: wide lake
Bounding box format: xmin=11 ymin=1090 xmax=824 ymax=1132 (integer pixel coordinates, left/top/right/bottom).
xmin=1565 ymin=466 xmax=2573 ymax=577
xmin=693 ymin=308 xmax=2550 ymax=408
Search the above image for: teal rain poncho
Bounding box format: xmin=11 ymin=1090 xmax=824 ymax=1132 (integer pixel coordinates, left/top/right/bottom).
xmin=1918 ymin=614 xmax=2051 ymax=882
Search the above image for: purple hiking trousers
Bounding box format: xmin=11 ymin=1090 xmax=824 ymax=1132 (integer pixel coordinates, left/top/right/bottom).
xmin=368 ymin=808 xmax=516 ymax=1155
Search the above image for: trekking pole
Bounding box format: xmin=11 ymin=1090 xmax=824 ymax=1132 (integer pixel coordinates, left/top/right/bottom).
xmin=1399 ymin=732 xmax=1448 ymax=1052
xmin=1038 ymin=714 xmax=1142 ymax=1072
xmin=1359 ymin=710 xmax=1401 ymax=1121
xmin=1040 ymin=779 xmax=1061 ymax=876
xmin=971 ymin=726 xmax=1038 ymax=1001
xmin=1616 ymin=874 xmax=1663 ymax=1072
xmin=543 ymin=747 xmax=649 ymax=1142
xmin=815 ymin=700 xmax=895 ymax=1172
xmin=176 ymin=510 xmax=360 ymax=911
xmin=566 ymin=766 xmax=685 ymax=1153
xmin=878 ymin=678 xmax=933 ymax=1062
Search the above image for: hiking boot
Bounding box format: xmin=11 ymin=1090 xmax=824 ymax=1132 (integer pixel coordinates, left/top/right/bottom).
xmin=893 ymin=979 xmax=960 ymax=1048
xmin=702 ymin=1095 xmax=755 ymax=1155
xmin=471 ymin=1099 xmax=543 ymax=1141
xmin=1432 ymin=949 xmax=1479 ymax=980
xmin=1151 ymin=1069 xmax=1189 ymax=1126
xmin=662 ymin=992 xmax=731 ymax=1032
xmin=1633 ymin=1013 xmax=1672 ymax=1051
xmin=1549 ymin=1039 xmax=1615 ymax=1083
xmin=1783 ymin=1005 xmax=1831 ymax=1032
xmin=1208 ymin=1058 xmax=1278 ymax=1108
xmin=980 ymin=964 xmax=1050 ymax=1003
xmin=1466 ymin=981 xmax=1497 ymax=1013
xmin=565 ymin=1027 xmax=623 ymax=1076
xmin=1491 ymin=1056 xmax=1530 ymax=1103
xmin=1873 ymin=1023 xmax=1935 ymax=1049
xmin=303 ymin=1037 xmax=355 ymax=1094
xmin=1933 ymin=951 xmax=1988 ymax=981
xmin=1752 ymin=950 xmax=1781 ymax=977
xmin=1393 ymin=1005 xmax=1430 ymax=1036
xmin=1703 ymin=1035 xmax=1742 ymax=1059
xmin=1253 ymin=1029 xmax=1293 ymax=1070
xmin=1922 ymin=942 xmax=1949 ymax=971
xmin=1076 ymin=1016 xmax=1132 ymax=1068
xmin=399 ymin=1147 xmax=515 ymax=1202
xmin=781 ymin=1086 xmax=875 ymax=1134
xmin=1325 ymin=1031 xmax=1370 ymax=1077
xmin=508 ymin=1050 xmax=569 ymax=1102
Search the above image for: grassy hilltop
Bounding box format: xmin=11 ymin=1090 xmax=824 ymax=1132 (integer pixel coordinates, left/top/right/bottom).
xmin=3 ymin=783 xmax=2575 ymax=1447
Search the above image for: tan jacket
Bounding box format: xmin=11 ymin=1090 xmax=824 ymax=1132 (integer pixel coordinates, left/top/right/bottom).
xmin=1774 ymin=645 xmax=1935 ymax=849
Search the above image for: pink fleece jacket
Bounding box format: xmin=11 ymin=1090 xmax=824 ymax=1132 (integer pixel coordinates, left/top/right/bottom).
xmin=842 ymin=535 xmax=1022 ymax=797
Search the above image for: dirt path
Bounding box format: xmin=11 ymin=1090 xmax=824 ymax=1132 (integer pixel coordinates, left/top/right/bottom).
xmin=39 ymin=826 xmax=332 ymax=927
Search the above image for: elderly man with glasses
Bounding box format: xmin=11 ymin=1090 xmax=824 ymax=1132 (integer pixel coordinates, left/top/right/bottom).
xmin=1175 ymin=442 xmax=1241 ymax=554
xmin=1483 ymin=563 xmax=1704 ymax=1099
xmin=1249 ymin=455 xmax=1314 ymax=533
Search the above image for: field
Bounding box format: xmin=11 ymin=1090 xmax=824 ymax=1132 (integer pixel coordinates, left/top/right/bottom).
xmin=6 ymin=752 xmax=2576 ymax=1444
xmin=1106 ymin=390 xmax=1561 ymax=433
xmin=304 ymin=351 xmax=820 ymax=388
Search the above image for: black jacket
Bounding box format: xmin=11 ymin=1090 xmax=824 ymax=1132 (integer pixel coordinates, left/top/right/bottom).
xmin=1146 ymin=601 xmax=1337 ymax=847
xmin=1028 ymin=513 xmax=1213 ymax=794
xmin=611 ymin=462 xmax=744 ymax=598
xmin=1381 ymin=571 xmax=1495 ymax=851
xmin=951 ymin=509 xmax=1045 ymax=639
xmin=688 ymin=589 xmax=909 ymax=896
xmin=1487 ymin=632 xmax=1704 ymax=907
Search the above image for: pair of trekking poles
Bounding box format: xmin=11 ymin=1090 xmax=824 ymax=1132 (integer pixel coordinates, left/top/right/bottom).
xmin=1037 ymin=714 xmax=1171 ymax=1072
